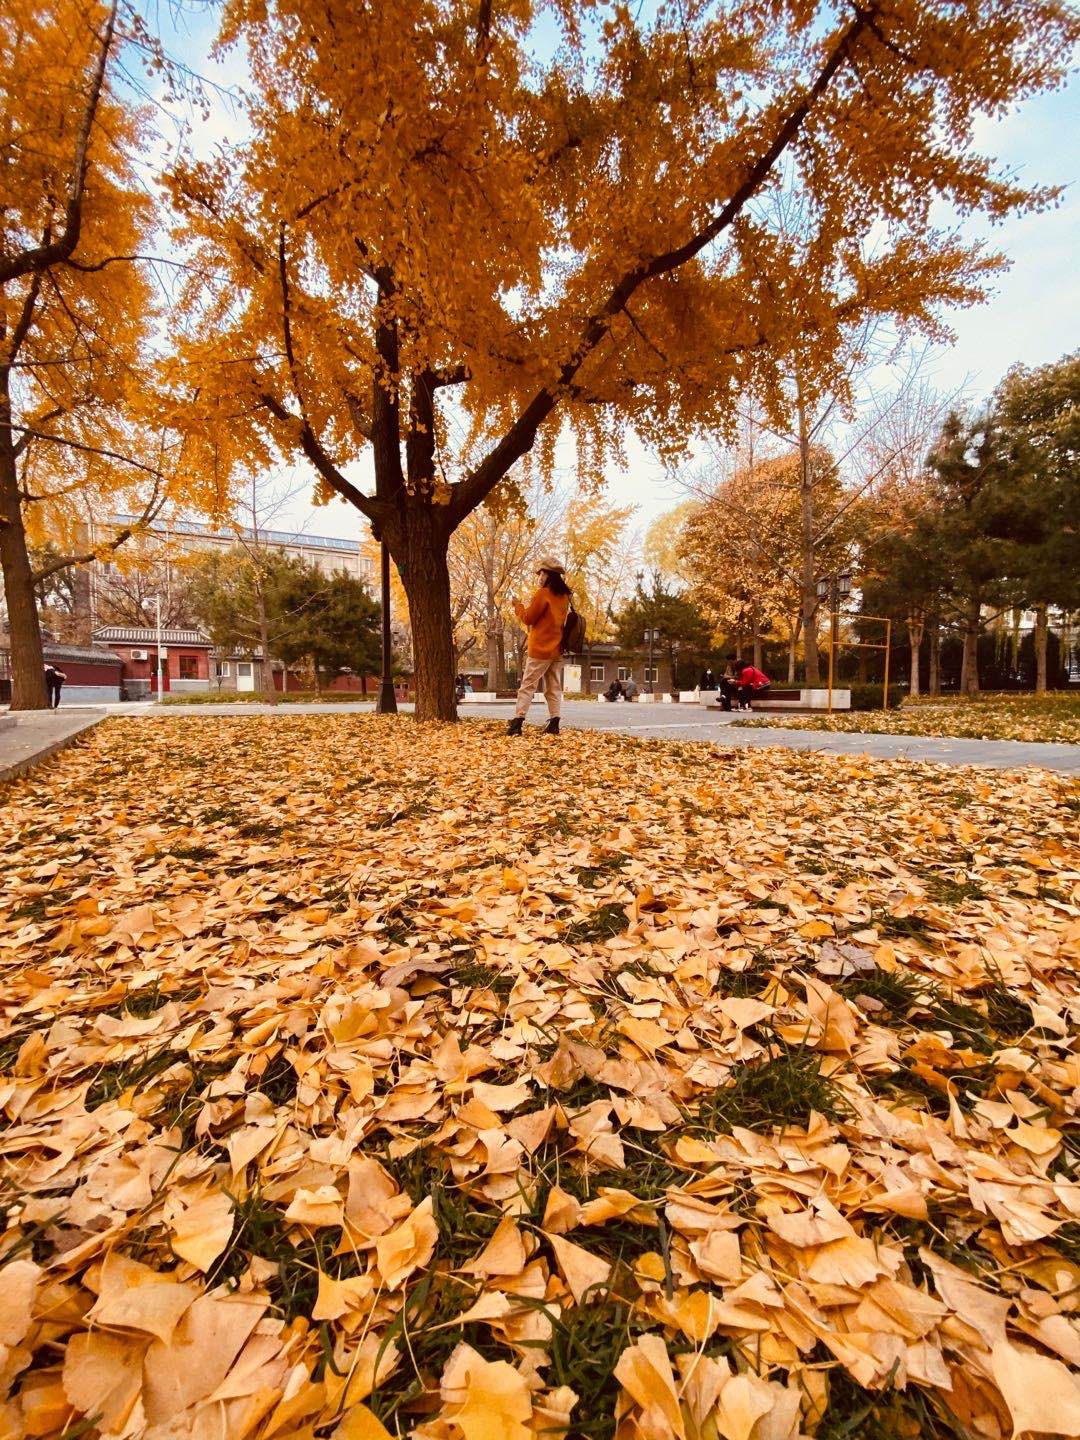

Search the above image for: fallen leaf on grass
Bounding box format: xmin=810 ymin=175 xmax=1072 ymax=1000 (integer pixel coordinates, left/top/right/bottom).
xmin=991 ymin=1340 xmax=1080 ymax=1438
xmin=433 ymin=1343 xmax=533 ymax=1440
xmin=86 ymin=1253 xmax=195 ymax=1345
xmin=374 ymin=1196 xmax=438 ymax=1289
xmin=614 ymin=1334 xmax=686 ymax=1439
xmin=545 ymin=1232 xmax=612 ymax=1304
xmin=166 ymin=1187 xmax=235 ymax=1271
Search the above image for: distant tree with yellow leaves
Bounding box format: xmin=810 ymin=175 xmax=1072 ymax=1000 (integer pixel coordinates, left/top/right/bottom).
xmin=0 ymin=2 xmax=203 ymax=708
xmin=167 ymin=0 xmax=1077 ymax=718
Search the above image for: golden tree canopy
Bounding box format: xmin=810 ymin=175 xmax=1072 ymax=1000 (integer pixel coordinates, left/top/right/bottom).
xmin=166 ymin=0 xmax=1078 ymax=716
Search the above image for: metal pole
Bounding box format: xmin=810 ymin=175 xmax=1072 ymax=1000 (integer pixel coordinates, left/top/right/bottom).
xmin=375 ymin=536 xmax=397 ymax=715
xmin=882 ymin=618 xmax=892 ymax=710
xmin=827 ymin=586 xmax=836 ymax=714
xmin=155 ymin=594 xmax=164 ymax=700
xmin=647 ymin=629 xmax=654 ymax=696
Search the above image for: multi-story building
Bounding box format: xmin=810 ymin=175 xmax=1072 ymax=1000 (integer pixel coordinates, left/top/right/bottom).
xmin=125 ymin=515 xmax=373 ymax=583
xmin=87 ymin=514 xmax=374 ymax=631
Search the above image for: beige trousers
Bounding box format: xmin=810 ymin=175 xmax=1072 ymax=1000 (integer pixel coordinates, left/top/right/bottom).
xmin=514 ymin=655 xmax=563 ymax=718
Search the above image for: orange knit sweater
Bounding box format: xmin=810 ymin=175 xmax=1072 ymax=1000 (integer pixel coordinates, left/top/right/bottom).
xmin=514 ymin=587 xmax=570 ymax=660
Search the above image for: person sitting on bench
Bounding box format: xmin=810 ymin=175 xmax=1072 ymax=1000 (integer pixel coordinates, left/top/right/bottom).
xmin=604 ymin=678 xmax=624 ymax=702
xmin=622 ymin=676 xmax=639 ymax=700
xmin=716 ymin=663 xmax=738 ymax=711
xmin=733 ymin=658 xmax=770 ymax=709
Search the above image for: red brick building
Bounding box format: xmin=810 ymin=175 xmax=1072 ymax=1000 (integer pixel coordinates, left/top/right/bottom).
xmin=94 ymin=627 xmax=213 ymax=698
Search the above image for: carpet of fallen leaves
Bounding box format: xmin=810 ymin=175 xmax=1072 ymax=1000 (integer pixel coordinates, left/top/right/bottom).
xmin=733 ymin=692 xmax=1080 ymax=745
xmin=1 ymin=714 xmax=1079 ymax=1440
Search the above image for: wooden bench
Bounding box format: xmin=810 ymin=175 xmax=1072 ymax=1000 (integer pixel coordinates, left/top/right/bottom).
xmin=707 ymin=686 xmax=851 ymax=712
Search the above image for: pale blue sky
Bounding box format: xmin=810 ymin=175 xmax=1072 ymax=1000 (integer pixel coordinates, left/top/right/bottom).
xmin=152 ymin=10 xmax=1078 ymax=540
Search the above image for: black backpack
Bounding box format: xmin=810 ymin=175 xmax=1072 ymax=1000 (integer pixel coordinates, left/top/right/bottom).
xmin=561 ymin=599 xmax=586 ymax=655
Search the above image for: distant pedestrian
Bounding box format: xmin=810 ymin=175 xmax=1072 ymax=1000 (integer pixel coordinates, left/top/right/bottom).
xmin=699 ymin=667 xmax=717 ymax=692
xmin=507 ymin=559 xmax=571 ymax=736
xmin=44 ymin=663 xmax=66 ymax=709
xmin=733 ymin=658 xmax=770 ymax=709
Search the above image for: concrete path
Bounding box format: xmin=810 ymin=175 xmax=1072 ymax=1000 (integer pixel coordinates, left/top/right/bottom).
xmin=7 ymin=697 xmax=1073 ymax=775
xmin=0 ymin=708 xmax=104 ymax=785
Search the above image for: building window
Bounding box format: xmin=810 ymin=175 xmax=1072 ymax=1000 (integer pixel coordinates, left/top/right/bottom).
xmin=590 ymin=664 xmax=604 ymax=682
xmin=178 ymin=655 xmax=199 ymax=680
xmin=644 ymin=667 xmax=659 ymax=683
xmin=237 ymin=662 xmax=252 ymax=677
xmin=617 ymin=666 xmax=632 ymax=682
xmin=215 ymin=661 xmax=230 ymax=679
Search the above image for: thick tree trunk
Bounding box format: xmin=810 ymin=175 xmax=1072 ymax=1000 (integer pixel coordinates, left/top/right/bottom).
xmin=797 ymin=393 xmax=820 ymax=684
xmin=392 ymin=506 xmax=456 ymax=722
xmin=0 ymin=433 xmax=48 ymax=710
xmin=1034 ymin=604 xmax=1048 ymax=693
xmin=928 ymin=615 xmax=941 ymax=696
xmin=960 ymin=597 xmax=981 ymax=695
xmin=907 ymin=616 xmax=925 ymax=698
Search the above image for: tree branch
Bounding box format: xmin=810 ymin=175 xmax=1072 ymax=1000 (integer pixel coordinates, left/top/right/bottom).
xmin=259 ymin=390 xmax=380 ymax=520
xmin=31 ymin=473 xmax=166 ymax=584
xmin=4 ymin=265 xmax=45 ymax=367
xmin=0 ymin=1 xmax=118 ymax=285
xmin=2 ymin=423 xmax=167 ymax=476
xmin=449 ymin=5 xmax=875 ymax=524
xmin=432 ymin=364 xmax=469 ymax=389
xmin=475 ymin=0 xmax=493 ymax=57
xmin=272 ymin=222 xmax=381 ymax=523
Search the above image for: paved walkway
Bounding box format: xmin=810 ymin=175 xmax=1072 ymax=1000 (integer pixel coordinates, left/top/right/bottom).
xmin=3 ymin=698 xmax=1074 ymax=775
xmin=0 ymin=708 xmax=104 ymax=785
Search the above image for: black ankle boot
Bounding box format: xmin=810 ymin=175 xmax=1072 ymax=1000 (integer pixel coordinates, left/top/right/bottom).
xmin=542 ymin=717 xmax=560 ymax=735
xmin=506 ymin=716 xmax=524 ymax=736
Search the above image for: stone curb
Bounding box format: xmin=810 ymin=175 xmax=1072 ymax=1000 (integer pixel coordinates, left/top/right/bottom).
xmin=0 ymin=715 xmax=105 ymax=787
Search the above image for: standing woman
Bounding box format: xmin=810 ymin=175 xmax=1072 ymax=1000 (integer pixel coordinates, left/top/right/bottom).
xmin=507 ymin=560 xmax=571 ymax=736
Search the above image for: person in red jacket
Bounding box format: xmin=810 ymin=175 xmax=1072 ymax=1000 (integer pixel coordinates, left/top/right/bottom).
xmin=733 ymin=658 xmax=770 ymax=710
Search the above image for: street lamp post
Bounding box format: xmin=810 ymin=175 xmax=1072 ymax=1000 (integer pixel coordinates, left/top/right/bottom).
xmin=644 ymin=628 xmax=661 ymax=696
xmin=141 ymin=595 xmax=165 ymax=699
xmin=816 ymin=571 xmax=852 ymax=713
xmin=372 ymin=529 xmax=397 ymax=715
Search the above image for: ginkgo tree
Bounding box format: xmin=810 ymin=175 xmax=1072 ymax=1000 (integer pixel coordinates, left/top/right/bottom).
xmin=0 ymin=0 xmax=210 ymax=709
xmin=169 ymin=0 xmax=1077 ymax=720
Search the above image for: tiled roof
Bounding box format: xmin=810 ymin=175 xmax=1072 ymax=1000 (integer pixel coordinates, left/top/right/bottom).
xmin=44 ymin=644 xmax=123 ymax=665
xmin=93 ymin=627 xmax=210 ymax=645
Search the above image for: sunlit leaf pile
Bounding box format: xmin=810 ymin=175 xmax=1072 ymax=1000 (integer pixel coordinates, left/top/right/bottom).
xmin=1 ymin=716 xmax=1079 ymax=1440
xmin=734 ymin=692 xmax=1080 ymax=745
